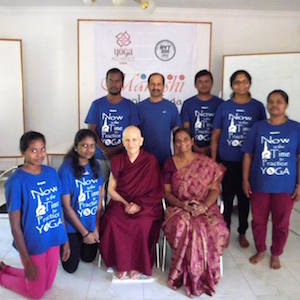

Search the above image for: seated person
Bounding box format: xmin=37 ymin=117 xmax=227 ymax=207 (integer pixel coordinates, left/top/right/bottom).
xmin=162 ymin=128 xmax=229 ymax=297
xmin=58 ymin=129 xmax=104 ymax=273
xmin=99 ymin=126 xmax=163 ymax=279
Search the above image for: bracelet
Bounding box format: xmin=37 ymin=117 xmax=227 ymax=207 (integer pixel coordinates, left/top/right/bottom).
xmin=82 ymin=232 xmax=91 ymax=238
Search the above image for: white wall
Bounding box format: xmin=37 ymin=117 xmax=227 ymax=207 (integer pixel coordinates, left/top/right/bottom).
xmin=0 ymin=6 xmax=300 ymax=166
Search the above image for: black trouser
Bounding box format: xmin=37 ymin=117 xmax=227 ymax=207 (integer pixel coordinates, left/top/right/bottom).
xmin=221 ymin=160 xmax=249 ymax=235
xmin=60 ymin=232 xmax=98 ymax=273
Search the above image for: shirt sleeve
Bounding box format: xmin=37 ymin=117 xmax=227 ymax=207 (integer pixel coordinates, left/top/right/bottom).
xmin=180 ymin=101 xmax=189 ymax=123
xmin=171 ymin=103 xmax=182 ymax=129
xmin=242 ymin=123 xmax=257 ymax=154
xmin=5 ymin=176 xmax=22 ymax=212
xmin=212 ymin=105 xmax=223 ymax=129
xmin=129 ymin=102 xmax=140 ymax=126
xmin=58 ymin=165 xmax=73 ymax=196
xmin=259 ymin=102 xmax=267 ymax=120
xmin=84 ymin=101 xmax=98 ymax=125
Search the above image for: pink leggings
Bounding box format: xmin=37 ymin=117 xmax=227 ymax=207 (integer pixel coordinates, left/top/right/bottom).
xmin=251 ymin=192 xmax=294 ymax=256
xmin=0 ymin=246 xmax=59 ymax=299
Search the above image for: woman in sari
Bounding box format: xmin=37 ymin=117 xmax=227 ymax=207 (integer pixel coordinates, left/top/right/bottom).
xmin=162 ymin=128 xmax=229 ymax=297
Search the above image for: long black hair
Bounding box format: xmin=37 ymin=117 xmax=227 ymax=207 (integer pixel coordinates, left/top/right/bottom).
xmin=65 ymin=129 xmax=99 ymax=179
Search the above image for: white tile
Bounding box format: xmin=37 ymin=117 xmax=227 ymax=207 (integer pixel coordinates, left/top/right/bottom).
xmin=87 ymin=267 xmax=144 ymax=300
xmin=257 ymin=295 xmax=300 ymax=300
xmin=46 ymin=261 xmax=95 ymax=299
xmin=142 ymin=269 xmax=188 ymax=300
xmin=0 ymin=287 xmax=25 ymax=300
xmin=214 ymin=266 xmax=255 ymax=298
xmin=283 ymin=260 xmax=300 ymax=283
xmin=238 ymin=263 xmax=300 ymax=297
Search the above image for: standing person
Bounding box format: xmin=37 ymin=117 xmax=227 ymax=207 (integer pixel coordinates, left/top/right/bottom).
xmin=211 ymin=70 xmax=266 ymax=247
xmin=242 ymin=90 xmax=300 ymax=269
xmin=100 ymin=126 xmax=163 ymax=279
xmin=138 ymin=73 xmax=181 ymax=166
xmin=58 ymin=129 xmax=104 ymax=273
xmin=162 ymin=128 xmax=229 ymax=297
xmin=181 ymin=70 xmax=223 ymax=156
xmin=85 ymin=68 xmax=139 ymax=182
xmin=0 ymin=131 xmax=70 ymax=299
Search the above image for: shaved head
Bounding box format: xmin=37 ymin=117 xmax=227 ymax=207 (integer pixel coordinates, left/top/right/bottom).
xmin=122 ymin=126 xmax=142 ymax=140
xmin=122 ymin=126 xmax=144 ymax=155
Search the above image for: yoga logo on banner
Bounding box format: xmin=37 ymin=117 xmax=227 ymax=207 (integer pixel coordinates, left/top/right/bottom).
xmin=113 ymin=31 xmax=134 ymax=64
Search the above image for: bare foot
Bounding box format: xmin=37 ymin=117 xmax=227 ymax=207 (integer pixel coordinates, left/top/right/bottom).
xmin=129 ymin=270 xmax=141 ymax=279
xmin=239 ymin=234 xmax=250 ymax=248
xmin=115 ymin=271 xmax=127 ymax=279
xmin=270 ymin=256 xmax=281 ymax=269
xmin=249 ymin=252 xmax=265 ymax=264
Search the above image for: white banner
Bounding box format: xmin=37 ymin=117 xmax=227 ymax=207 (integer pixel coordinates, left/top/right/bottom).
xmin=79 ymin=20 xmax=211 ymax=127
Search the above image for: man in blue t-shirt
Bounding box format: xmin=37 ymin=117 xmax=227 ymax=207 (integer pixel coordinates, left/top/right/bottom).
xmin=181 ymin=70 xmax=223 ymax=156
xmin=85 ymin=68 xmax=139 ymax=181
xmin=138 ymin=73 xmax=181 ymax=166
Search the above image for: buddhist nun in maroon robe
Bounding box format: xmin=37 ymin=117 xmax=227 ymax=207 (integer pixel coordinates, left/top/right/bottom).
xmin=100 ymin=126 xmax=163 ymax=279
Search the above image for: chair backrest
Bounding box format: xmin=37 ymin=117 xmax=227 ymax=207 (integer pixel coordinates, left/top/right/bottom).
xmin=0 ymin=166 xmax=19 ymax=212
xmin=0 ymin=166 xmax=19 ymax=182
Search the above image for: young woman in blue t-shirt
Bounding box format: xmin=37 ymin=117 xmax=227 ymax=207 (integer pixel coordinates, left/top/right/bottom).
xmin=58 ymin=129 xmax=103 ymax=273
xmin=1 ymin=131 xmax=70 ymax=299
xmin=211 ymin=70 xmax=266 ymax=248
xmin=242 ymin=90 xmax=300 ymax=269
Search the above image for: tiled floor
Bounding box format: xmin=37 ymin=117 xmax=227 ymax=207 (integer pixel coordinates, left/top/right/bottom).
xmin=1 ymin=203 xmax=300 ymax=299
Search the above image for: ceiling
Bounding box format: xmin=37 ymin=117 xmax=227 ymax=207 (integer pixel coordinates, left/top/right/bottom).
xmin=1 ymin=0 xmax=300 ymax=11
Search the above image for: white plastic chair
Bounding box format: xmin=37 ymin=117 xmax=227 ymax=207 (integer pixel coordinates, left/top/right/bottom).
xmin=0 ymin=166 xmax=19 ymax=212
xmin=0 ymin=166 xmax=18 ymax=182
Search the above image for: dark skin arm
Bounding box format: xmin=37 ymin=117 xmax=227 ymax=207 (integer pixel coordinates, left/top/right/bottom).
xmin=88 ymin=124 xmax=123 ymax=159
xmin=292 ymin=154 xmax=300 ymax=201
xmin=62 ymin=195 xmax=96 ymax=244
xmin=242 ymin=153 xmax=252 ymax=198
xmin=210 ymin=128 xmax=221 ymax=161
xmin=164 ymin=183 xmax=193 ymax=213
xmin=93 ymin=185 xmax=103 ymax=242
xmin=191 ymin=181 xmax=220 ymax=216
xmin=164 ymin=181 xmax=220 ymax=216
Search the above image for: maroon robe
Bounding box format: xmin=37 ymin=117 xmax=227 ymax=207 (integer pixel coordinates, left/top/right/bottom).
xmin=100 ymin=149 xmax=163 ymax=275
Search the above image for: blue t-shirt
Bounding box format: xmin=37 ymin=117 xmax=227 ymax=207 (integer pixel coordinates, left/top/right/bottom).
xmin=181 ymin=95 xmax=223 ymax=147
xmin=138 ymin=98 xmax=181 ymax=165
xmin=213 ymin=98 xmax=266 ymax=161
xmin=58 ymin=158 xmax=104 ymax=233
xmin=5 ymin=166 xmax=67 ymax=255
xmin=85 ymin=96 xmax=139 ymax=148
xmin=242 ymin=119 xmax=300 ymax=193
